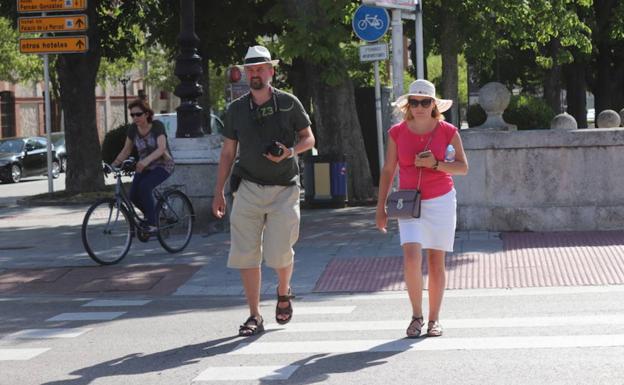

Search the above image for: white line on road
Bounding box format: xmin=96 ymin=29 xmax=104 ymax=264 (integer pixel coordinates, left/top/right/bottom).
xmin=4 ymin=328 xmax=92 ymax=340
xmin=46 ymin=312 xmax=126 ymax=321
xmin=0 ymin=348 xmax=50 ymax=361
xmin=83 ymin=299 xmax=151 ymax=307
xmin=266 ymin=314 xmax=624 ymax=332
xmin=229 ymin=334 xmax=624 ymax=354
xmin=192 ymin=365 xmax=300 ymax=381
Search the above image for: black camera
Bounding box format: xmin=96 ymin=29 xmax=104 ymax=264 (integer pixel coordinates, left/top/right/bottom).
xmin=265 ymin=140 xmax=284 ymax=157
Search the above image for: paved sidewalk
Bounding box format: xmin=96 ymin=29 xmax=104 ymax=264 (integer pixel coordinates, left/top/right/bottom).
xmin=1 ymin=204 xmax=624 ymax=297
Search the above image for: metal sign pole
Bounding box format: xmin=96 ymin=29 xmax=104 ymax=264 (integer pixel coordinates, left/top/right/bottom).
xmin=44 ymin=53 xmax=53 ymax=193
xmin=391 ymin=9 xmax=403 ymax=102
xmin=415 ymin=0 xmax=424 ymax=78
xmin=41 ymin=8 xmax=54 ymax=193
xmin=374 ymin=60 xmax=384 ymax=170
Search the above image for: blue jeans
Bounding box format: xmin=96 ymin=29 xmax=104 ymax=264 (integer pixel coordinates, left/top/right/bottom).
xmin=129 ymin=167 xmax=170 ymax=226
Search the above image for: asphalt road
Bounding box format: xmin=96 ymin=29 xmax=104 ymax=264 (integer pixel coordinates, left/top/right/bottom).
xmin=1 ymin=287 xmax=624 ymax=385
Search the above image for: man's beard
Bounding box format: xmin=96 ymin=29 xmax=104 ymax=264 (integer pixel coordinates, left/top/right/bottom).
xmin=250 ymin=77 xmax=266 ymax=90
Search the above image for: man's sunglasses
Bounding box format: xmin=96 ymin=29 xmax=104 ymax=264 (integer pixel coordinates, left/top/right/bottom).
xmin=408 ymin=98 xmax=433 ymax=108
xmin=130 ymin=112 xmax=145 ymax=118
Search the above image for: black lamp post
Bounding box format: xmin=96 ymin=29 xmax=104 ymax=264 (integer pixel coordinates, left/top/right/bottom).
xmin=174 ymin=0 xmax=203 ymax=137
xmin=119 ymin=76 xmax=130 ymax=126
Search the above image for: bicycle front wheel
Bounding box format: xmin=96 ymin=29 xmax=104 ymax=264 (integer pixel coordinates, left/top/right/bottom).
xmin=156 ymin=190 xmax=194 ymax=253
xmin=82 ymin=198 xmax=133 ymax=265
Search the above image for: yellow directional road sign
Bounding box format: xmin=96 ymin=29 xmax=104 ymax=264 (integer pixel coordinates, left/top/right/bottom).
xmin=19 ymin=36 xmax=88 ymax=54
xmin=17 ymin=0 xmax=87 ymax=13
xmin=19 ymin=15 xmax=88 ymax=33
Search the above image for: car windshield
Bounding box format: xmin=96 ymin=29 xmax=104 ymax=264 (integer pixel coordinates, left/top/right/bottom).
xmin=0 ymin=139 xmax=24 ymax=153
xmin=51 ymin=134 xmax=64 ymax=146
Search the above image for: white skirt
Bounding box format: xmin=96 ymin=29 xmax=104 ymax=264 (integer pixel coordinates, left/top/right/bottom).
xmin=398 ymin=189 xmax=457 ymax=251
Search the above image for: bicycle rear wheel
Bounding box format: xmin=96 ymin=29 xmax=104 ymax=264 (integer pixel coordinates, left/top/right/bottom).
xmin=156 ymin=190 xmax=194 ymax=253
xmin=82 ymin=198 xmax=133 ymax=265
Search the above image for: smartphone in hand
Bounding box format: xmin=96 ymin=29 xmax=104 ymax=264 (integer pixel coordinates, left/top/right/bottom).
xmin=418 ymin=150 xmax=433 ymax=158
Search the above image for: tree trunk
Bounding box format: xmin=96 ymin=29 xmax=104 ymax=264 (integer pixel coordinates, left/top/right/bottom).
xmin=564 ymin=59 xmax=588 ymax=128
xmin=543 ymin=39 xmax=562 ymax=114
xmin=57 ymin=1 xmax=104 ymax=193
xmin=593 ymin=0 xmax=616 ymax=113
xmin=440 ymin=15 xmax=460 ymax=126
xmin=288 ymin=0 xmax=375 ymax=202
xmin=305 ymin=61 xmax=375 ymax=202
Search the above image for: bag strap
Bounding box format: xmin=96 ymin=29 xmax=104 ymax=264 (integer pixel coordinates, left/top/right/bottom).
xmin=416 ymin=125 xmax=437 ymax=191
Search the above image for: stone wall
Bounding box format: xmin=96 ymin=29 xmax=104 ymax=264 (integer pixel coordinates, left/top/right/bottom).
xmin=454 ymin=127 xmax=624 ymax=231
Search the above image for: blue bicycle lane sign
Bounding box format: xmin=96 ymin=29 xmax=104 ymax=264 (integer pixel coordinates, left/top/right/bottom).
xmin=352 ymin=5 xmax=390 ymax=42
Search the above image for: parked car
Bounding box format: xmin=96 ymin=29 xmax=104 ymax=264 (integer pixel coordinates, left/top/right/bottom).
xmin=0 ymin=137 xmax=60 ymax=183
xmin=50 ymin=132 xmax=67 ymax=172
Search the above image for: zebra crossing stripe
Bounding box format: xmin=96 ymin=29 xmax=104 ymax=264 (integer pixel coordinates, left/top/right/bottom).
xmin=5 ymin=328 xmax=92 ymax=340
xmin=192 ymin=365 xmax=299 ymax=381
xmin=46 ymin=312 xmax=126 ymax=321
xmin=0 ymin=348 xmax=50 ymax=361
xmin=266 ymin=314 xmax=624 ymax=332
xmin=229 ymin=334 xmax=624 ymax=354
xmin=83 ymin=299 xmax=151 ymax=307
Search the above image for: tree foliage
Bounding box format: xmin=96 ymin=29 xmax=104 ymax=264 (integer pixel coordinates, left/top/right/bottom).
xmin=0 ymin=17 xmax=41 ymax=83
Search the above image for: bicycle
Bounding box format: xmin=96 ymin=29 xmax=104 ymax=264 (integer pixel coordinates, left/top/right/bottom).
xmin=81 ymin=159 xmax=195 ymax=265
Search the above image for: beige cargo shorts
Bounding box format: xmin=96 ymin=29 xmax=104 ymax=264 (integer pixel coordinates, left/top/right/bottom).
xmin=227 ymin=179 xmax=300 ymax=269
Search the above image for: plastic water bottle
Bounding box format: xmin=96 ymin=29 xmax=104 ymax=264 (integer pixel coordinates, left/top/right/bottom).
xmin=444 ymin=144 xmax=456 ymax=162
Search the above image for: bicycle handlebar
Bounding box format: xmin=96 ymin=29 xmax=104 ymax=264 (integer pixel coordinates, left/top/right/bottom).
xmin=103 ymin=158 xmax=136 ymax=176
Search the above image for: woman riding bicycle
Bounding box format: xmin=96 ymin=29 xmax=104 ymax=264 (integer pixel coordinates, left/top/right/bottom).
xmin=111 ymin=98 xmax=174 ymax=232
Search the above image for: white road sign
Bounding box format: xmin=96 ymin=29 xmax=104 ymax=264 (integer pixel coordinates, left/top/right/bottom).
xmin=362 ymin=0 xmax=417 ymax=11
xmin=359 ymin=43 xmax=388 ymax=62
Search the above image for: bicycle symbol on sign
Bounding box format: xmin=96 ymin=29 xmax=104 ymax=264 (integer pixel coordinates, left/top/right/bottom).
xmin=357 ymin=14 xmax=384 ymax=30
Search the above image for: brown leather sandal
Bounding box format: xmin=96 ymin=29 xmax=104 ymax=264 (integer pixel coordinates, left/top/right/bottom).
xmin=406 ymin=316 xmax=424 ymax=338
xmin=238 ymin=315 xmax=264 ymax=337
xmin=276 ymin=287 xmax=295 ymax=325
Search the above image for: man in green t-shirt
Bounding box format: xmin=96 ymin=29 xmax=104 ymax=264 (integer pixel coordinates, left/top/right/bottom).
xmin=212 ymin=45 xmax=315 ymax=337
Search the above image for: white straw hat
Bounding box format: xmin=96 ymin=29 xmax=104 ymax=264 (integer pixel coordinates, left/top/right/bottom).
xmin=392 ymin=79 xmax=453 ymax=113
xmin=238 ymin=45 xmax=279 ymax=68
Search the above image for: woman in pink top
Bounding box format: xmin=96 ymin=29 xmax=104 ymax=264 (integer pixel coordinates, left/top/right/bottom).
xmin=376 ymin=79 xmax=469 ymax=338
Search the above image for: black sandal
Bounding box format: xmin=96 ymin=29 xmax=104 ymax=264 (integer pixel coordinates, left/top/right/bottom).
xmin=276 ymin=287 xmax=295 ymax=325
xmin=406 ymin=316 xmax=424 ymax=338
xmin=238 ymin=315 xmax=264 ymax=337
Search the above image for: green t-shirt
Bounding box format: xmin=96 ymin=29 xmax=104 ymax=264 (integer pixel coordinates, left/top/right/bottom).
xmin=223 ymin=88 xmax=311 ymax=186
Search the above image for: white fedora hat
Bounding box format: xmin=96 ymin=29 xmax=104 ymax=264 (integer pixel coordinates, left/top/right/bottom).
xmin=392 ymin=79 xmax=453 ymax=113
xmin=238 ymin=45 xmax=279 ymax=68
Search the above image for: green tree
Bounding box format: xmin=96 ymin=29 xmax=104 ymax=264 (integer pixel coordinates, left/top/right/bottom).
xmin=0 ymin=17 xmax=41 ymax=83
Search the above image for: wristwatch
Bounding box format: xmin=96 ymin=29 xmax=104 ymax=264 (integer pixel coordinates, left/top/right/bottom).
xmin=288 ymin=147 xmax=295 ymax=159
xmin=432 ymin=159 xmax=439 ymax=170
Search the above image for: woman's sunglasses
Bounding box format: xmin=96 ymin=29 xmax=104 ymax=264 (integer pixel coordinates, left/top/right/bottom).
xmin=130 ymin=112 xmax=145 ymax=118
xmin=408 ymin=98 xmax=433 ymax=108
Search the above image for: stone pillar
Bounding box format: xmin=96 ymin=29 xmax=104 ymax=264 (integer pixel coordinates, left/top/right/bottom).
xmin=165 ymin=0 xmax=224 ymax=233
xmin=471 ymin=82 xmax=517 ymax=131
xmin=174 ymin=0 xmax=203 ymax=138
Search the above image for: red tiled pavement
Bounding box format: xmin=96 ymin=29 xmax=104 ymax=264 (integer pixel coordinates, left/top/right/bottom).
xmin=314 ymin=231 xmax=624 ymax=292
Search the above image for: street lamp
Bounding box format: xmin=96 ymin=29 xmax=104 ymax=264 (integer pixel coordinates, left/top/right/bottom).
xmin=173 ymin=0 xmax=204 ymax=137
xmin=119 ymin=76 xmax=130 ymax=126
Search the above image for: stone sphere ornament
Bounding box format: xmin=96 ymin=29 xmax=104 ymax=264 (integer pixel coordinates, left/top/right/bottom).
xmin=550 ymin=112 xmax=577 ymax=130
xmin=472 ymin=82 xmax=517 ymax=131
xmin=596 ymin=109 xmax=621 ymax=128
